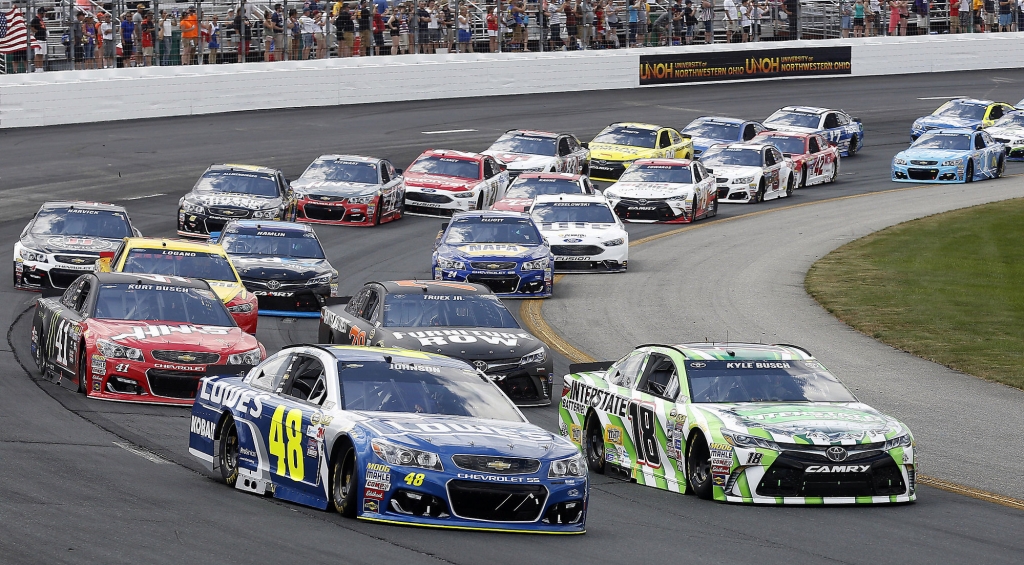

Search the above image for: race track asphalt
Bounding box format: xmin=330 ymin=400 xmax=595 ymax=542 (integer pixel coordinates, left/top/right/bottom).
xmin=2 ymin=68 xmax=1024 ymax=564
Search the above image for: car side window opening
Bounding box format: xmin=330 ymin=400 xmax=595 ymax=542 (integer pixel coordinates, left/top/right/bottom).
xmin=380 ymin=164 xmax=391 ymax=184
xmin=990 ymin=105 xmax=1004 ymax=120
xmin=608 ymin=351 xmax=649 ymax=389
xmin=60 ymin=279 xmax=84 ymax=310
xmin=483 ymin=159 xmax=497 ymax=179
xmin=568 ymin=136 xmax=581 ymax=151
xmin=743 ymin=124 xmax=756 ymax=141
xmin=558 ymin=138 xmax=571 ymax=156
xmin=692 ymin=164 xmax=702 ymax=182
xmin=658 ymin=130 xmax=672 ymax=149
xmin=837 ymin=113 xmax=850 ymax=126
xmin=771 ymin=148 xmax=784 ymax=164
xmin=824 ymin=113 xmax=839 ymax=129
xmin=584 ymin=178 xmax=596 ymax=194
xmin=110 ymin=242 xmax=127 ymax=269
xmin=975 ymin=134 xmax=986 ymax=149
xmin=808 ymin=136 xmax=821 ymax=154
xmin=73 ymin=280 xmax=92 ymax=313
xmin=346 ymin=289 xmax=369 ymax=317
xmin=669 ymin=130 xmax=682 ymax=145
xmin=635 ymin=353 xmax=680 ymax=401
xmin=764 ymin=150 xmax=776 ymax=166
xmin=281 ymin=354 xmax=328 ymax=405
xmin=250 ymin=353 xmax=294 ymax=391
xmin=361 ymin=289 xmax=381 ymax=322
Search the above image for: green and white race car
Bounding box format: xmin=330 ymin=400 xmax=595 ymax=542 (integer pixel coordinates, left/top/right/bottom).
xmin=558 ymin=343 xmax=916 ymax=504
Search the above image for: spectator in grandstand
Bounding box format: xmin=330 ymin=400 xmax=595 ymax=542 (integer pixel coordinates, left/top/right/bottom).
xmin=70 ymin=11 xmax=85 ymax=70
xmin=636 ymin=0 xmax=649 ymax=45
xmin=595 ymin=0 xmax=607 ymax=45
xmin=607 ymin=0 xmax=623 ymax=46
xmin=398 ymin=5 xmax=412 ymax=54
xmin=373 ymin=5 xmax=386 ymax=55
xmin=121 ymin=11 xmax=137 ymax=66
xmin=839 ymin=0 xmax=852 ymax=36
xmin=299 ymin=8 xmax=315 ymax=59
xmin=100 ymin=12 xmax=114 ymax=68
xmin=865 ymin=0 xmax=877 ymax=36
xmin=132 ymin=4 xmax=144 ymax=46
xmin=1017 ymin=0 xmax=1024 ymax=30
xmin=740 ymin=0 xmax=752 ymax=40
xmin=581 ymin=0 xmax=595 ymax=48
xmin=513 ymin=0 xmax=528 ymax=51
xmin=915 ymin=0 xmax=928 ymax=33
xmin=721 ymin=0 xmax=737 ymax=42
xmin=683 ymin=0 xmax=696 ymax=43
xmin=83 ymin=14 xmax=97 ymax=70
xmin=157 ymin=11 xmax=172 ymax=65
xmin=548 ymin=0 xmax=564 ymax=49
xmin=984 ymin=0 xmax=995 ymax=31
xmin=180 ymin=7 xmax=198 ymax=64
xmin=456 ymin=5 xmax=473 ymax=52
xmin=336 ymin=4 xmax=355 ymax=57
xmin=564 ymin=1 xmax=578 ymax=48
xmin=698 ymin=0 xmax=714 ymax=43
xmin=998 ymin=0 xmax=1013 ymax=30
xmin=487 ymin=7 xmax=498 ymax=51
xmin=653 ymin=7 xmax=672 ymax=44
xmin=140 ymin=12 xmax=155 ymax=66
xmin=853 ymin=0 xmax=865 ymax=36
xmin=358 ymin=1 xmax=373 ymax=55
xmin=206 ymin=15 xmax=221 ymax=63
xmin=415 ymin=1 xmax=429 ymax=53
xmin=30 ymin=7 xmax=47 ymax=71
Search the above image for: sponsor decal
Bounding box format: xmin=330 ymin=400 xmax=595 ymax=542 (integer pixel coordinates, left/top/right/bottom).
xmin=255 ymin=231 xmax=287 ymax=237
xmin=389 ymin=329 xmax=533 ymax=348
xmin=455 ymin=244 xmax=527 ymax=256
xmin=365 ymin=464 xmax=392 ymax=490
xmin=198 ymin=379 xmax=269 ymax=418
xmin=91 ymin=354 xmax=106 ymax=375
xmin=604 ymin=425 xmax=623 ymax=446
xmin=561 ymin=380 xmax=630 ymax=419
xmin=253 ymin=291 xmax=295 ymax=297
xmin=240 ymin=447 xmax=258 ymax=457
xmin=306 ymin=437 xmax=318 ymax=457
xmin=154 ymin=363 xmax=206 ymax=371
xmin=380 ymin=420 xmax=553 ymax=443
xmin=309 ymin=412 xmax=334 ymax=426
xmin=364 ymin=487 xmax=386 ymax=501
xmin=45 ymin=236 xmax=117 ymax=250
xmin=456 ymin=473 xmax=541 ymax=483
xmin=639 ymin=47 xmax=852 ymax=85
xmin=110 ymin=324 xmax=231 ymax=341
xmin=363 ymin=500 xmax=380 ymax=513
xmin=569 ymin=423 xmax=582 ymax=444
xmin=190 ymin=415 xmax=215 ymax=440
xmin=805 ymin=465 xmax=871 ymax=473
xmin=389 ymin=362 xmax=441 ymax=374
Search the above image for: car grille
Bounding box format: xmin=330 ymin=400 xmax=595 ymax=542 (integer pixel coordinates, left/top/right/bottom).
xmin=151 ymin=350 xmax=220 ymax=364
xmin=588 ymin=160 xmax=627 ymax=179
xmin=446 ymin=481 xmax=548 ymax=522
xmin=716 ymin=177 xmax=729 ymax=183
xmin=907 ymin=168 xmax=940 ymax=181
xmin=255 ymin=291 xmax=325 ymax=312
xmin=48 ymin=269 xmax=88 ymax=289
xmin=405 ymin=192 xmax=453 ymax=204
xmin=208 ymin=206 xmax=253 ymax=219
xmin=551 ymin=245 xmax=604 ymax=256
xmin=146 ymin=369 xmax=204 ymax=399
xmin=613 ymin=199 xmax=677 ymax=222
xmin=475 ymin=357 xmax=524 ymax=375
xmin=910 ymin=160 xmax=937 ymax=166
xmin=302 ymin=203 xmax=348 ymax=221
xmin=241 ymin=278 xmax=308 ymax=291
xmin=452 ymin=455 xmax=541 ymax=475
xmin=469 ymin=261 xmax=517 ymax=270
xmin=466 ymin=274 xmax=520 ymax=294
xmin=501 ymin=373 xmax=544 ymax=402
xmin=54 ymin=254 xmax=99 ymax=265
xmin=308 ymin=194 xmax=347 ymax=202
xmin=754 ymin=452 xmax=906 ymax=498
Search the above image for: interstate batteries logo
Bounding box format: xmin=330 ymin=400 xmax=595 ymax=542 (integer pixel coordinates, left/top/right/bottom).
xmin=639 ymin=46 xmax=851 ymax=85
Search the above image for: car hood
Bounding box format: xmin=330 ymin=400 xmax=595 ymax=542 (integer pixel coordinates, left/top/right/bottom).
xmin=899 ymin=148 xmax=967 ymax=161
xmin=704 ymin=165 xmax=761 ymax=178
xmin=291 ymin=180 xmax=379 ymax=197
xmin=204 ymin=280 xmax=247 ymax=303
xmin=696 ymin=402 xmax=908 ymax=445
xmin=90 ymin=319 xmax=256 ymax=350
xmin=231 ymin=256 xmax=332 ymax=281
xmin=404 ymin=173 xmax=477 ymax=191
xmin=539 ymin=223 xmax=625 ymax=244
xmin=440 ymin=243 xmax=545 ymax=259
xmin=916 ymin=115 xmax=979 ymax=129
xmin=492 ymin=198 xmax=534 ymax=212
xmin=689 ymin=136 xmax=728 ymax=153
xmin=384 ymin=327 xmax=543 ymax=359
xmin=605 ymin=181 xmax=693 ymax=198
xmin=21 ymin=233 xmax=123 ymax=255
xmin=482 ymin=151 xmax=555 ymax=170
xmin=983 ymin=125 xmax=1024 ymax=140
xmin=588 ymin=143 xmax=655 ymax=160
xmin=187 ymin=191 xmax=281 ymax=209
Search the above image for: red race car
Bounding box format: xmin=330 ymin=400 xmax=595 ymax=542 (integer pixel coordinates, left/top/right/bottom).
xmin=752 ymin=131 xmax=840 ymax=188
xmin=492 ymin=173 xmax=598 ymax=213
xmin=402 ymin=149 xmax=510 ymax=217
xmin=291 ymin=155 xmax=406 ymax=226
xmin=31 ymin=272 xmax=265 ymax=405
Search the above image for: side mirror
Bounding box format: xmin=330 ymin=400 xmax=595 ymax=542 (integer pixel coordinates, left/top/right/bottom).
xmin=704 ymin=168 xmax=714 ymax=174
xmin=499 ymin=164 xmax=507 ymax=172
xmin=580 ymin=142 xmax=589 ymax=149
xmin=852 ymin=117 xmax=862 ymax=123
xmin=679 ymin=133 xmax=692 ymax=140
xmin=395 ymin=168 xmax=403 ymax=175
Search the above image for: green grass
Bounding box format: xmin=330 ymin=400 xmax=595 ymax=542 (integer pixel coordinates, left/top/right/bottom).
xmin=805 ymin=198 xmax=1024 ymax=391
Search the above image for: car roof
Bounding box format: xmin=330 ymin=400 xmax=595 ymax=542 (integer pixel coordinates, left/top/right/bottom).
xmin=922 ymin=128 xmax=976 ymax=135
xmin=692 ymin=116 xmax=746 ymax=125
xmin=92 ymin=271 xmax=214 ymax=289
xmin=321 ymin=345 xmax=476 ymax=369
xmin=418 ymin=149 xmax=485 ymax=161
xmin=608 ymin=122 xmax=663 ymax=131
xmin=515 ymin=172 xmax=585 ymax=181
xmin=504 ymin=129 xmax=561 ymax=138
xmin=373 ymin=280 xmax=494 ymax=296
xmin=712 ymin=142 xmax=773 ymax=151
xmin=632 ymin=158 xmax=694 ymax=167
xmin=533 ymin=193 xmax=608 ymax=205
xmin=451 ymin=210 xmax=531 ymax=220
xmin=755 ymin=131 xmax=813 ymax=140
xmin=224 ymin=220 xmax=314 ymax=233
xmin=777 ymin=106 xmax=830 ymax=115
xmin=37 ymin=201 xmax=129 ymax=213
xmin=207 ymin=163 xmax=280 ymax=174
xmin=651 ymin=342 xmax=815 ymax=361
xmin=310 ymin=154 xmax=381 ymax=163
xmin=122 ymin=237 xmax=229 ymax=256
xmin=948 ymin=98 xmax=994 ymax=106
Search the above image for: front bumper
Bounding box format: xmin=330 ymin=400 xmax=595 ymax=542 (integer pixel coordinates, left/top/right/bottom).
xmin=716 ymin=182 xmax=759 ymax=203
xmin=79 ymin=353 xmax=227 ymax=406
xmin=587 ymin=159 xmax=630 ymax=183
xmin=404 ymin=186 xmax=479 ymax=217
xmin=434 ymin=265 xmax=553 ymax=299
xmin=242 ymin=279 xmax=336 ymax=317
xmin=13 ymin=257 xmax=96 ymax=290
xmin=297 ymin=196 xmax=380 ymax=226
xmin=482 ymin=358 xmax=554 ymax=406
xmin=610 ymin=197 xmax=695 ymax=224
xmin=550 ymin=243 xmax=627 ymax=273
xmin=891 ymin=163 xmax=965 ymax=183
xmin=178 ymin=207 xmax=284 ymax=239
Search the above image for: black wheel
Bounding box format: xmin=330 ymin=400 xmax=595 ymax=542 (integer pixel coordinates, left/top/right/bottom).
xmin=582 ymin=162 xmax=590 ymax=176
xmin=965 ymin=161 xmax=974 ymax=183
xmin=800 ymin=168 xmax=807 ymax=189
xmin=785 ymin=174 xmax=794 ymax=197
xmin=584 ymin=414 xmax=606 ymax=474
xmin=76 ymin=347 xmax=89 ymax=394
xmin=707 ymin=193 xmax=718 ymax=218
xmin=477 ymin=193 xmax=485 ymax=211
xmin=752 ymin=179 xmax=766 ymax=204
xmin=33 ymin=322 xmax=45 ymax=373
xmin=374 ymin=200 xmax=383 ymax=226
xmin=686 ymin=436 xmax=713 ymax=500
xmin=996 ymin=155 xmax=1005 ymax=178
xmin=330 ymin=444 xmax=358 ymax=517
xmin=848 ymin=135 xmax=859 ymax=156
xmin=218 ymin=417 xmax=240 ymax=486
xmin=829 ymin=157 xmax=840 ymax=183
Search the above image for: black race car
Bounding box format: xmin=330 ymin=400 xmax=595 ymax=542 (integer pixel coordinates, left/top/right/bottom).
xmin=14 ymin=201 xmax=140 ymax=290
xmin=216 ymin=220 xmax=338 ymax=317
xmin=318 ymin=280 xmax=554 ymax=406
xmin=178 ymin=164 xmax=296 ymax=239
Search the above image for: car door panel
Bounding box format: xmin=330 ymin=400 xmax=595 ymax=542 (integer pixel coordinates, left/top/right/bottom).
xmin=627 ymin=353 xmax=687 ymax=492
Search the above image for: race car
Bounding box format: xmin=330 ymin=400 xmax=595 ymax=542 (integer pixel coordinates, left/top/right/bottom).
xmin=530 ymin=194 xmax=628 ymax=272
xmin=601 ymin=158 xmax=717 ymax=223
xmin=318 ymin=280 xmax=554 ymax=405
xmin=31 ymin=272 xmax=264 ymax=405
xmin=559 ymin=342 xmax=916 ymax=505
xmin=432 ymin=211 xmax=553 ymax=298
xmin=762 ymin=106 xmax=863 ymax=156
xmin=587 ymin=123 xmax=694 ymax=183
xmin=402 ymin=150 xmax=509 ymax=217
xmin=492 ymin=173 xmax=597 ymax=213
xmin=99 ymin=238 xmax=259 ymax=334
xmin=291 ymin=154 xmax=405 ymax=226
xmin=216 ymin=221 xmax=338 ymax=318
xmin=14 ymin=201 xmax=140 ymax=291
xmin=892 ymin=128 xmax=1005 ymax=183
xmin=680 ymin=116 xmax=766 ymax=157
xmin=178 ymin=164 xmax=296 ymax=239
xmin=752 ymin=131 xmax=841 ymax=188
xmin=983 ymin=110 xmax=1024 ymax=160
xmin=481 ymin=129 xmax=591 ymax=180
xmin=189 ymin=344 xmax=587 ymax=532
xmin=699 ymin=142 xmax=795 ymax=203
xmin=910 ymin=98 xmax=1015 ymax=141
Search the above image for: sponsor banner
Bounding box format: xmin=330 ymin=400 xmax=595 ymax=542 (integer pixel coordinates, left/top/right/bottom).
xmin=639 ymin=46 xmax=852 ymax=85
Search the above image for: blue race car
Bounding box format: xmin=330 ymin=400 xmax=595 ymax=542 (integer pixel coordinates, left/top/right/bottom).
xmin=892 ymin=129 xmax=1005 ymax=183
xmin=910 ymin=98 xmax=1015 ymax=141
xmin=763 ymin=106 xmax=864 ymax=157
xmin=680 ymin=116 xmax=766 ymax=157
xmin=188 ymin=345 xmax=588 ymax=533
xmin=433 ymin=211 xmax=553 ymax=298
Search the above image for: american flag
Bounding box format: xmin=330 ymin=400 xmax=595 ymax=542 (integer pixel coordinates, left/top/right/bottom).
xmin=0 ymin=7 xmax=29 ymax=54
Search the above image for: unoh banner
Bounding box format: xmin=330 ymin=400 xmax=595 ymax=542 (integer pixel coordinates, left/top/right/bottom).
xmin=639 ymin=46 xmax=852 ymax=85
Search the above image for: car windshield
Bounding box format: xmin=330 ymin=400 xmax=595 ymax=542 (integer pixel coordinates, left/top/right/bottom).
xmin=443 ymin=216 xmax=542 ymax=245
xmin=94 ymin=283 xmax=236 ymax=326
xmin=683 ymin=120 xmax=741 ymax=140
xmin=505 ymin=177 xmax=584 ymax=198
xmin=407 ymin=155 xmax=481 ymax=179
xmin=592 ymin=126 xmax=658 ymax=148
xmin=299 ymin=159 xmax=379 ymax=184
xmin=758 ymin=135 xmax=806 ymax=155
xmin=532 ymin=201 xmax=617 ymax=224
xmin=618 ymin=164 xmax=694 ymax=184
xmin=382 ymin=294 xmax=520 ymax=328
xmin=488 ymin=135 xmax=557 ymax=156
xmin=933 ymin=100 xmax=988 ymax=121
xmin=765 ymin=110 xmax=821 ymax=129
xmin=30 ymin=208 xmax=132 ymax=239
xmin=687 ymin=360 xmax=858 ymax=403
xmin=993 ymin=113 xmax=1024 ymax=128
xmin=338 ymin=360 xmax=523 ymax=421
xmin=194 ymin=170 xmax=280 ymax=198
xmin=122 ymin=249 xmax=238 ymax=282
xmin=700 ymin=147 xmax=763 ymax=167
xmin=220 ymin=229 xmax=325 ymax=259
xmin=912 ymin=133 xmax=971 ymax=151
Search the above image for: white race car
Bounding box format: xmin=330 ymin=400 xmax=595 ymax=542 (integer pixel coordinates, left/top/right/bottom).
xmin=984 ymin=110 xmax=1024 ymax=161
xmin=482 ymin=129 xmax=591 ymax=181
xmin=601 ymin=158 xmax=718 ymax=224
xmin=700 ymin=142 xmax=795 ymax=204
xmin=530 ymin=194 xmax=628 ymax=273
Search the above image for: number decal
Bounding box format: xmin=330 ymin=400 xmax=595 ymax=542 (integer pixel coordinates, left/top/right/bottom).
xmin=746 ymin=452 xmax=763 ymax=465
xmin=404 ymin=472 xmax=425 ymax=486
xmin=349 ymin=325 xmax=367 ymax=346
xmin=115 ymin=363 xmax=130 ymax=373
xmin=53 ymin=319 xmax=69 ymax=366
xmin=627 ymin=402 xmax=662 ymax=468
xmin=268 ymin=405 xmax=305 ymax=481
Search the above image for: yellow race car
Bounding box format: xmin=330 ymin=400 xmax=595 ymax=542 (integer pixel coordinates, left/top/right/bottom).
xmin=586 ymin=122 xmax=694 ymax=182
xmin=97 ymin=238 xmax=259 ymax=334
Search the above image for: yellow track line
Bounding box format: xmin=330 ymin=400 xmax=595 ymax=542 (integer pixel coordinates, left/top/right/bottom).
xmin=520 ymin=177 xmax=1024 ymax=511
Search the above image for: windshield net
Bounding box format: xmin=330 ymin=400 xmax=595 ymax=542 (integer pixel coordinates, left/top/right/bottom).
xmin=299 ymin=159 xmax=379 ymax=184
xmin=683 ymin=121 xmax=741 ymax=140
xmin=758 ymin=135 xmax=806 ymax=155
xmin=592 ymin=126 xmax=658 ymax=148
xmin=94 ymin=283 xmax=236 ymax=326
xmin=912 ymin=133 xmax=971 ymax=151
xmin=934 ymin=100 xmax=987 ymax=121
xmin=408 ymin=156 xmax=481 ymax=179
xmin=506 ymin=177 xmax=583 ymax=198
xmin=444 ymin=216 xmax=541 ymax=245
xmin=687 ymin=360 xmax=857 ymax=403
xmin=618 ymin=164 xmax=694 ymax=184
xmin=122 ymin=249 xmax=237 ymax=282
xmin=382 ymin=294 xmax=520 ymax=328
xmin=532 ymin=201 xmax=616 ymax=224
xmin=339 ymin=360 xmax=523 ymax=420
xmin=765 ymin=111 xmax=821 ymax=129
xmin=194 ymin=171 xmax=280 ymax=198
xmin=30 ymin=208 xmax=132 ymax=239
xmin=220 ymin=229 xmax=325 ymax=259
xmin=488 ymin=135 xmax=557 ymax=156
xmin=700 ymin=147 xmax=763 ymax=167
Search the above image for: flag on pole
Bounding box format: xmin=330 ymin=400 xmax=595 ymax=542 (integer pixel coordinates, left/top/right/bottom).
xmin=0 ymin=7 xmax=29 ymax=54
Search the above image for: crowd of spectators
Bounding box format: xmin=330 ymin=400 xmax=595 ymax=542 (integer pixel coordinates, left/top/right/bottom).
xmin=5 ymin=0 xmax=1023 ymax=72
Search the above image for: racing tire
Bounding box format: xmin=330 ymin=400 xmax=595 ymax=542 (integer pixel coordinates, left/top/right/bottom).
xmin=218 ymin=417 xmax=241 ymax=486
xmin=33 ymin=321 xmax=46 ymax=373
xmin=330 ymin=444 xmax=358 ymax=518
xmin=708 ymin=195 xmax=718 ymax=218
xmin=800 ymin=168 xmax=807 ymax=189
xmin=848 ymin=135 xmax=859 ymax=156
xmin=829 ymin=158 xmax=840 ymax=184
xmin=686 ymin=435 xmax=714 ymax=500
xmin=752 ymin=180 xmax=766 ymax=204
xmin=374 ymin=201 xmax=383 ymax=226
xmin=996 ymin=155 xmax=1005 ymax=178
xmin=477 ymin=193 xmax=485 ymax=212
xmin=584 ymin=413 xmax=606 ymax=474
xmin=76 ymin=346 xmax=89 ymax=395
xmin=965 ymin=161 xmax=974 ymax=183
xmin=785 ymin=174 xmax=794 ymax=197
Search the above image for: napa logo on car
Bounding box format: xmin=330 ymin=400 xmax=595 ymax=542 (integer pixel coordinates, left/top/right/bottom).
xmin=456 ymin=244 xmax=528 ymax=256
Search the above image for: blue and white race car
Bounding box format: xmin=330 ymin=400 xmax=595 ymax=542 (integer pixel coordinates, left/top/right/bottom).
xmin=188 ymin=345 xmax=587 ymax=533
xmin=432 ymin=211 xmax=554 ymax=298
xmin=892 ymin=129 xmax=1005 ymax=183
xmin=910 ymin=98 xmax=1015 ymax=141
xmin=680 ymin=116 xmax=766 ymax=157
xmin=763 ymin=106 xmax=864 ymax=157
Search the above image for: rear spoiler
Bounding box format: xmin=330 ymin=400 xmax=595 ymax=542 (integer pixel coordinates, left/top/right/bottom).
xmin=568 ymin=361 xmax=614 ymax=374
xmin=203 ymin=364 xmax=255 ymax=379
